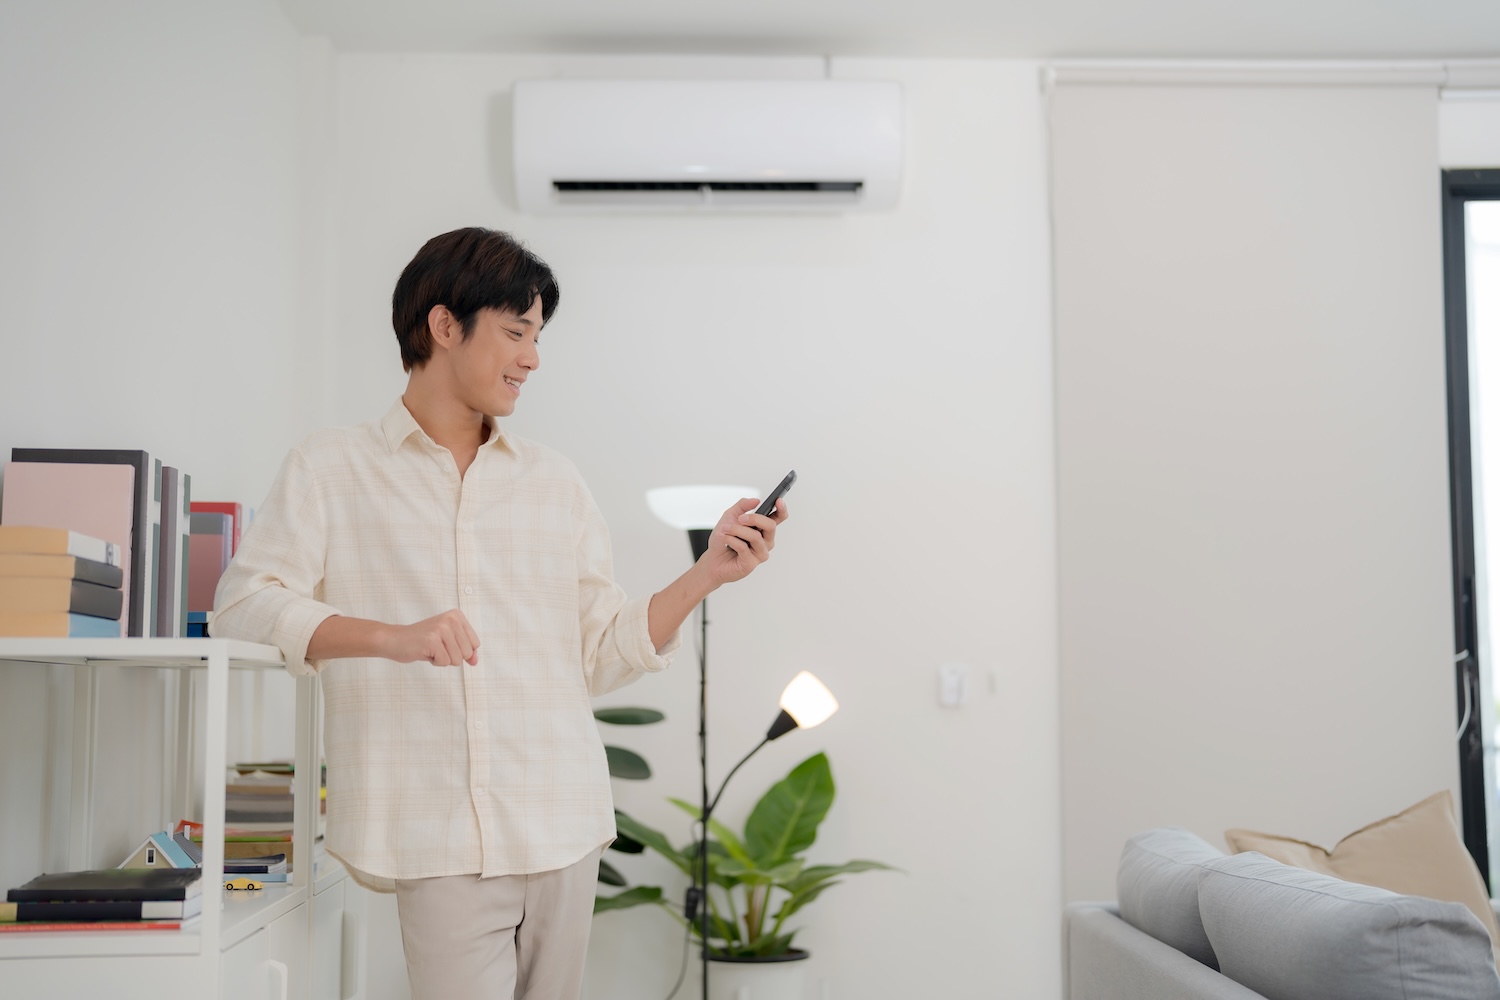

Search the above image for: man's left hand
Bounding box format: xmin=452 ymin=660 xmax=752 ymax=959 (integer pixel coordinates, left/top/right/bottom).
xmin=697 ymin=497 xmax=787 ymax=587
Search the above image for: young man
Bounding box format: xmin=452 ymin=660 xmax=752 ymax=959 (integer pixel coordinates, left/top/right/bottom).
xmin=211 ymin=227 xmax=786 ymax=1000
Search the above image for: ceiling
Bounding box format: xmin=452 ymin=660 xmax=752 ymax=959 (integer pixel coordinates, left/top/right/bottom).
xmin=278 ymin=0 xmax=1500 ymax=60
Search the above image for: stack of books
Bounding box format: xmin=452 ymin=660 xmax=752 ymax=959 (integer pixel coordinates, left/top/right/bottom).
xmin=0 ymin=527 xmax=125 ymax=637
xmin=1 ymin=868 xmax=202 ymax=932
xmin=226 ymin=768 xmax=296 ymax=828
xmin=224 ymin=853 xmax=289 ymax=883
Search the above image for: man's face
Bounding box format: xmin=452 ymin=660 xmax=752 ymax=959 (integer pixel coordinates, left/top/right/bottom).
xmin=451 ymin=298 xmax=543 ymax=418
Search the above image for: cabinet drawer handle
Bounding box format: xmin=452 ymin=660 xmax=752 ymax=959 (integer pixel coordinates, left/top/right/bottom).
xmin=342 ymin=910 xmax=366 ymax=999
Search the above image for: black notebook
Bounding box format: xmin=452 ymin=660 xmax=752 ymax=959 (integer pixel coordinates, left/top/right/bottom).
xmin=8 ymin=868 xmax=202 ymax=903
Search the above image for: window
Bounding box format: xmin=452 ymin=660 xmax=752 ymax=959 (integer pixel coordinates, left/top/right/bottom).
xmin=1445 ymin=169 xmax=1500 ymax=887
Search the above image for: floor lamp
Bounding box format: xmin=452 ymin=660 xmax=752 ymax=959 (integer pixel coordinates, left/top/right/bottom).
xmin=646 ymin=483 xmax=799 ymax=999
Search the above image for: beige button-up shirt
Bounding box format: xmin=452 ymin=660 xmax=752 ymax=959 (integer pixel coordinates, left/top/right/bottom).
xmin=212 ymin=399 xmax=679 ymax=889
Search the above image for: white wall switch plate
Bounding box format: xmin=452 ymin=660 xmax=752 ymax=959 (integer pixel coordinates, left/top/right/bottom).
xmin=939 ymin=662 xmax=969 ymax=707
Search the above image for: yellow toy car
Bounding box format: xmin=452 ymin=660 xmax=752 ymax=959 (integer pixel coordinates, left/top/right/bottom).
xmin=224 ymin=877 xmax=265 ymax=890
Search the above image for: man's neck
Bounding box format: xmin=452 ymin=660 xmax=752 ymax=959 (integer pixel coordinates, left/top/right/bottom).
xmin=401 ymin=380 xmax=489 ymax=456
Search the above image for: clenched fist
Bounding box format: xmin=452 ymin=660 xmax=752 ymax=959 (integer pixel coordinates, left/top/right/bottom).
xmin=384 ymin=609 xmax=480 ymax=667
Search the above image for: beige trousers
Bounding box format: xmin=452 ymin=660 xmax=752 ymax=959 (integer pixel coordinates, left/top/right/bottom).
xmin=394 ymin=847 xmax=604 ymax=1000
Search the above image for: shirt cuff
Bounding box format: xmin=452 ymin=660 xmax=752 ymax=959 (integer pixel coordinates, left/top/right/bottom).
xmin=623 ymin=593 xmax=682 ymax=671
xmin=273 ymin=600 xmax=343 ymax=677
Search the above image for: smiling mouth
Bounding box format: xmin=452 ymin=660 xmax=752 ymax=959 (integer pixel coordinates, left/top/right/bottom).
xmin=504 ymin=376 xmax=522 ymax=391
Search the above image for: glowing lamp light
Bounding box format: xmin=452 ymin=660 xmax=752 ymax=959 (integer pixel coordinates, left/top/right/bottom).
xmin=767 ymin=671 xmax=839 ymax=740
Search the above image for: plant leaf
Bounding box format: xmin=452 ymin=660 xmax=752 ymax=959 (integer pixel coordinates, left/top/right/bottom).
xmin=593 ymin=886 xmax=662 ymax=915
xmin=775 ymin=860 xmax=898 ymax=922
xmin=609 ymin=833 xmax=645 ymax=854
xmin=781 ymin=860 xmax=896 ymax=895
xmin=749 ymin=931 xmax=798 ymax=958
xmin=682 ymin=838 xmax=736 ymax=889
xmin=744 ymin=753 xmax=834 ymax=868
xmin=693 ymin=911 xmax=741 ymax=948
xmin=594 ymin=707 xmax=665 ymax=726
xmin=669 ymin=797 xmax=754 ymax=867
xmin=605 ymin=745 xmax=651 ymax=780
xmin=614 ymin=810 xmax=692 ymax=875
xmin=597 ymin=857 xmax=628 ymax=887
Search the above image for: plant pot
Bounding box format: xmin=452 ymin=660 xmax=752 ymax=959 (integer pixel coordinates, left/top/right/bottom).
xmin=707 ymin=948 xmax=809 ymax=1000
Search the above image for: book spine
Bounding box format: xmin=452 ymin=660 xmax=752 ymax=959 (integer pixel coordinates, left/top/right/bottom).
xmin=69 ymin=580 xmax=123 ymax=619
xmin=0 ymin=580 xmax=123 ymax=619
xmin=4 ymin=900 xmax=151 ymax=922
xmin=0 ymin=555 xmax=129 ymax=589
xmin=157 ymin=467 xmax=187 ymax=637
xmin=0 ymin=612 xmax=122 ymax=638
xmin=6 ymin=886 xmax=192 ymax=902
xmin=0 ymin=920 xmax=180 ymax=932
xmin=0 ymin=527 xmax=119 ymax=566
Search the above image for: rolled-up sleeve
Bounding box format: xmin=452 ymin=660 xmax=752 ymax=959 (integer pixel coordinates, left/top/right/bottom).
xmin=575 ymin=486 xmax=681 ymax=696
xmin=210 ymin=446 xmax=342 ymax=677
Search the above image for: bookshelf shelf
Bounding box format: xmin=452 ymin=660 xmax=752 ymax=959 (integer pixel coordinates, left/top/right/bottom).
xmin=0 ymin=638 xmax=360 ymax=999
xmin=0 ymin=637 xmax=284 ymax=670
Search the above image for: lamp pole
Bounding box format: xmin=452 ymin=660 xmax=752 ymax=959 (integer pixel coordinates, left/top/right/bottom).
xmin=687 ymin=528 xmax=713 ymax=1000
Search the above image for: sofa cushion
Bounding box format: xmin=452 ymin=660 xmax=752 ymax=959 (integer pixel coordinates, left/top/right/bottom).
xmin=1224 ymin=789 xmax=1500 ymax=952
xmin=1198 ymin=852 xmax=1500 ymax=1000
xmin=1116 ymin=827 xmax=1225 ymax=969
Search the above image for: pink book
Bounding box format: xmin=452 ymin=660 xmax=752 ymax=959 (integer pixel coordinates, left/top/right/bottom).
xmin=0 ymin=462 xmax=135 ymax=638
xmin=188 ymin=512 xmax=233 ymax=613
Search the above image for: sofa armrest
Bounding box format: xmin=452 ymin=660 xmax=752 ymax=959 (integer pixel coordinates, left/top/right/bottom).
xmin=1065 ymin=902 xmax=1267 ymax=1000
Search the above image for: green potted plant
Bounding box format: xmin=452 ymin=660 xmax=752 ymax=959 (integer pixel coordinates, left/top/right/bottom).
xmin=592 ymin=705 xmax=665 ymax=891
xmin=595 ymin=751 xmax=893 ymax=995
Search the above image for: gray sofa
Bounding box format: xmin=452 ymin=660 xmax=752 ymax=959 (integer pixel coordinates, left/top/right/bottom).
xmin=1063 ymin=828 xmax=1500 ymax=1000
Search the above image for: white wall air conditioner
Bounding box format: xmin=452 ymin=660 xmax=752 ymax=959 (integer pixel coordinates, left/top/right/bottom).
xmin=512 ymin=79 xmax=902 ymax=213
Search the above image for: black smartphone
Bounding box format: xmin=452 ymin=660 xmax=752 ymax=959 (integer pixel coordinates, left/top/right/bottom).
xmin=754 ymin=470 xmax=797 ymax=519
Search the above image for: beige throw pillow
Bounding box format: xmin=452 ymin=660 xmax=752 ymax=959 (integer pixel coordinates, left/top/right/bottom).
xmin=1225 ymin=790 xmax=1500 ymax=952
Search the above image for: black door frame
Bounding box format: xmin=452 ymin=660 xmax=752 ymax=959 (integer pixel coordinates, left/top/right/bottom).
xmin=1444 ymin=168 xmax=1500 ymax=881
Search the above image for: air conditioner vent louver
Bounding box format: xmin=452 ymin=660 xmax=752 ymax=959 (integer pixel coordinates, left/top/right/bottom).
xmin=553 ymin=181 xmax=863 ymax=193
xmin=513 ymin=80 xmax=902 ymax=213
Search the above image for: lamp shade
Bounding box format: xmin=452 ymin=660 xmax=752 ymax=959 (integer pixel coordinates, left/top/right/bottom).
xmin=779 ymin=671 xmax=838 ymax=730
xmin=646 ymin=484 xmax=757 ymax=531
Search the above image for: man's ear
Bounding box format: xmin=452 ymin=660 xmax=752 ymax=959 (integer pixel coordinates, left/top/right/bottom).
xmin=427 ymin=305 xmax=460 ymax=353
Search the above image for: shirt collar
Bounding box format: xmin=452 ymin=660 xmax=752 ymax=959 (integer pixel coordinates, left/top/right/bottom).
xmin=380 ymin=398 xmax=515 ymax=455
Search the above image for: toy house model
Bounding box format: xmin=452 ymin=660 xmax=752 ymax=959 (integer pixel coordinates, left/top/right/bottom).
xmin=120 ymin=830 xmax=201 ymax=869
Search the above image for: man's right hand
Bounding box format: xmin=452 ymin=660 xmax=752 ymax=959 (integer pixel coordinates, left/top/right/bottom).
xmin=384 ymin=609 xmax=481 ymax=666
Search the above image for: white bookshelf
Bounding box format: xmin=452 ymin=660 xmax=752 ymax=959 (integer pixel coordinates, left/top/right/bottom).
xmin=0 ymin=639 xmax=360 ymax=999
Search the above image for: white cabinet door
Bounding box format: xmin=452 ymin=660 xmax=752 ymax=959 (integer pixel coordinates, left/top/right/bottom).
xmin=222 ymin=929 xmax=271 ymax=1000
xmin=266 ymin=904 xmax=310 ymax=1000
xmin=310 ymin=880 xmax=345 ymax=1000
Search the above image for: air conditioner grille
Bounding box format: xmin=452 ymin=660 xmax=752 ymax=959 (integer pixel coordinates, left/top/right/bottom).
xmin=552 ymin=180 xmax=863 ymax=193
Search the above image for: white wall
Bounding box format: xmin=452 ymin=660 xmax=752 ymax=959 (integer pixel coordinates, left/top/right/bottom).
xmin=0 ymin=0 xmax=312 ymax=885
xmin=1441 ymin=91 xmax=1500 ymax=167
xmin=327 ymin=53 xmax=1060 ymax=1000
xmin=1050 ymin=74 xmax=1458 ymax=900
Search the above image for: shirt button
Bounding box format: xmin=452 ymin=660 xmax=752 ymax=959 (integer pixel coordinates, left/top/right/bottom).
xmin=464 ymin=586 xmax=474 ymax=595
xmin=474 ymin=720 xmax=485 ymax=730
xmin=474 ymin=788 xmax=486 ymax=796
